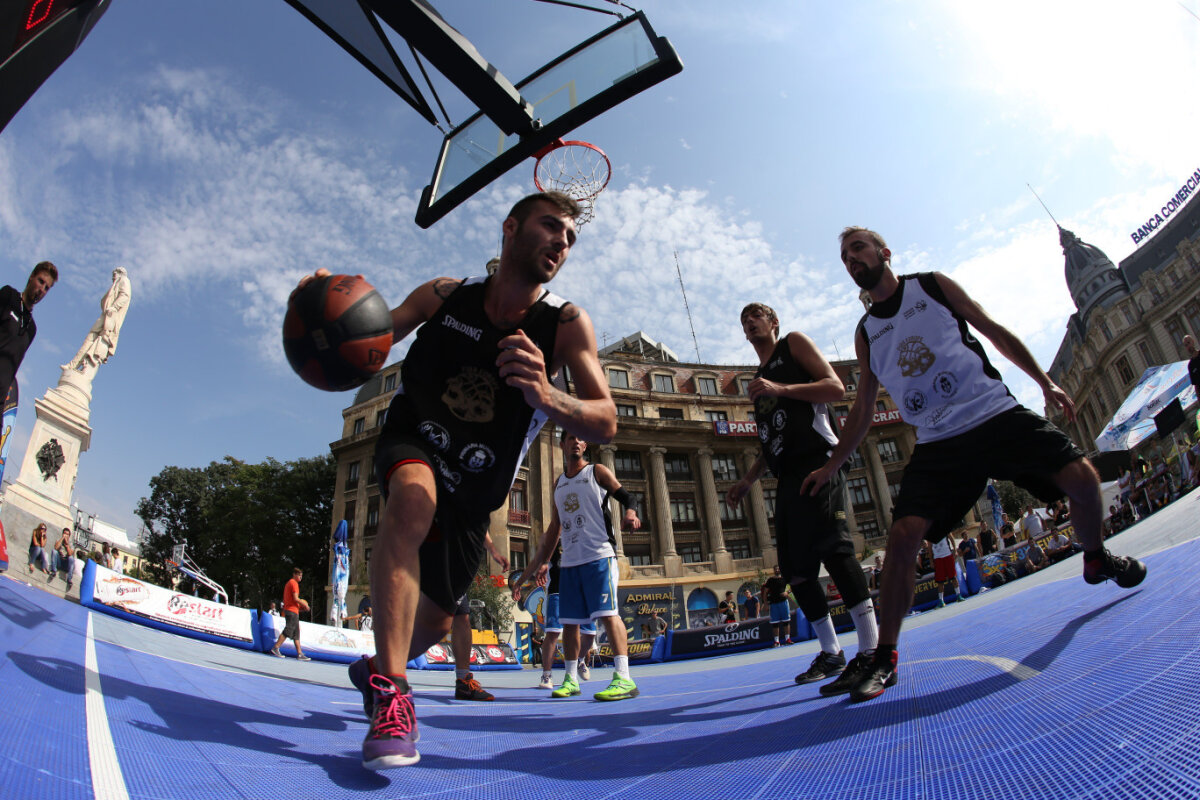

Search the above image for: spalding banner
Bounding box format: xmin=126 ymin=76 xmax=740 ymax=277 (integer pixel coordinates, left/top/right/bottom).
xmin=668 ymin=618 xmax=773 ymax=659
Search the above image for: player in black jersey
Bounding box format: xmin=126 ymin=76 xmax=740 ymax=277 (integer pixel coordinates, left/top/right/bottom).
xmin=727 ymin=303 xmax=879 ymax=696
xmin=295 ymin=192 xmax=616 ymax=770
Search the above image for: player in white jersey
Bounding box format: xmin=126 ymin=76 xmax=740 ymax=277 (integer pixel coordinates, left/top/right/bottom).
xmin=520 ymin=431 xmax=641 ymax=701
xmin=801 ymin=226 xmax=1147 ymax=704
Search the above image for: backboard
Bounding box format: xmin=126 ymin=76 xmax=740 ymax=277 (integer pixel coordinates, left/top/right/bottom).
xmin=285 ymin=2 xmax=682 ymax=228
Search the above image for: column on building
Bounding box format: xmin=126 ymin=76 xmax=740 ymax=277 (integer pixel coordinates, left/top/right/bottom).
xmin=695 ymin=447 xmax=732 ymax=573
xmin=597 ymin=444 xmax=624 ymax=556
xmin=742 ymin=447 xmax=777 ymax=568
xmin=864 ymin=433 xmax=893 ymax=529
xmin=647 ymin=446 xmax=682 ymax=576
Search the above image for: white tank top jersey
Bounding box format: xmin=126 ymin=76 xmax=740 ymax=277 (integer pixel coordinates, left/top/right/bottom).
xmin=931 ymin=537 xmax=952 ymax=559
xmin=554 ymin=464 xmax=616 ymax=568
xmin=858 ymin=273 xmax=1017 ymax=443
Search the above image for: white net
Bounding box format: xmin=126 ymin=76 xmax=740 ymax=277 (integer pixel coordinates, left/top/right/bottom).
xmin=534 ymin=141 xmax=611 ymax=212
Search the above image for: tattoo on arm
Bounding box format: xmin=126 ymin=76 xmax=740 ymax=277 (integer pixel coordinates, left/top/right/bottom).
xmin=433 ymin=278 xmax=462 ymax=300
xmin=558 ymin=303 xmax=580 ymax=324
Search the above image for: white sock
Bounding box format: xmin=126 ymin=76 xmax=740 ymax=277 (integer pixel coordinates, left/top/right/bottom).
xmin=566 ymin=660 xmax=578 ymax=681
xmin=850 ymin=599 xmax=879 ymax=653
xmin=542 ymin=669 xmax=552 ymax=678
xmin=614 ymin=655 xmax=630 ymax=679
xmin=811 ymin=615 xmax=840 ymax=655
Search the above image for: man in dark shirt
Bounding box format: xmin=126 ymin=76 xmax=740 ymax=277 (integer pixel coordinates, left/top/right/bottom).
xmin=0 ymin=261 xmax=57 ymax=403
xmin=742 ymin=588 xmax=760 ymax=619
xmin=1185 ymin=335 xmax=1200 ymax=392
xmin=977 ymin=521 xmax=998 ymax=555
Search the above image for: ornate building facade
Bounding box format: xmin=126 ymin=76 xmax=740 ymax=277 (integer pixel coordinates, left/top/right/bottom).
xmin=326 ymin=330 xmax=933 ymax=627
xmin=1046 ymin=195 xmax=1200 ymax=450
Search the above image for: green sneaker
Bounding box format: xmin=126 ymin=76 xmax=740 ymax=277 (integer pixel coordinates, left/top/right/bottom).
xmin=551 ymin=675 xmax=581 ymax=698
xmin=593 ymin=673 xmax=639 ymax=701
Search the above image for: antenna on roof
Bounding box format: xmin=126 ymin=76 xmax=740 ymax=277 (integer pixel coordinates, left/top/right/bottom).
xmin=674 ymin=250 xmax=702 ymax=363
xmin=1027 ymin=183 xmax=1060 ymax=227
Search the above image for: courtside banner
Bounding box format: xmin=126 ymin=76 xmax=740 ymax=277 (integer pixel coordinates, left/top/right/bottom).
xmin=89 ymin=564 xmax=254 ymax=642
xmin=667 ymin=618 xmax=773 ymax=660
xmin=266 ymin=614 xmax=375 ymax=662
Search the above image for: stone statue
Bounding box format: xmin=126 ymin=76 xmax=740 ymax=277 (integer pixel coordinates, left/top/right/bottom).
xmin=65 ymin=267 xmax=131 ymax=372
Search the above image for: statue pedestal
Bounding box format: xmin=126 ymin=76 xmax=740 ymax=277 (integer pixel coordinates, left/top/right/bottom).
xmin=1 ymin=368 xmax=93 ymax=530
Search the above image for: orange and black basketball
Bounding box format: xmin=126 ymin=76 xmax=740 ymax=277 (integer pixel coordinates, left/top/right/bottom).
xmin=283 ymin=274 xmax=393 ymax=392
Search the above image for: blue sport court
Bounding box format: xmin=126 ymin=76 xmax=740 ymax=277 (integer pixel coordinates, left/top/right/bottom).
xmin=3 ymin=491 xmax=1199 ymax=800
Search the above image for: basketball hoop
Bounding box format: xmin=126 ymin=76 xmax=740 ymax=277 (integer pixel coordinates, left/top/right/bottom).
xmin=534 ymin=140 xmax=611 ymax=226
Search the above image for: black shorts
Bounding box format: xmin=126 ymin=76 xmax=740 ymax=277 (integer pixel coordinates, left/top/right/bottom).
xmin=895 ymin=406 xmax=1084 ymax=542
xmin=774 ymin=464 xmax=855 ymax=583
xmin=374 ymin=396 xmax=491 ymax=615
xmin=282 ymin=610 xmax=300 ymax=639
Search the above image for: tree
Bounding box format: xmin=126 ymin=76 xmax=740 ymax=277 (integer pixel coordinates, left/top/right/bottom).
xmin=467 ymin=564 xmax=513 ymax=635
xmin=993 ymin=480 xmax=1037 ymax=521
xmin=136 ymin=454 xmax=336 ymax=616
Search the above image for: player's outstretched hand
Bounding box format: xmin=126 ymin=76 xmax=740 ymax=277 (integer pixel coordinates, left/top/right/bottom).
xmin=497 ymin=329 xmax=551 ymax=408
xmin=1043 ymin=382 xmax=1077 ymax=423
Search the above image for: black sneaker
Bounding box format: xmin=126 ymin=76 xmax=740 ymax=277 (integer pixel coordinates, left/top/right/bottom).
xmin=795 ymin=649 xmax=846 ymax=684
xmin=454 ymin=674 xmax=494 ymax=701
xmin=819 ymin=651 xmax=873 ymax=696
xmin=1083 ymin=549 xmax=1146 ymax=588
xmin=848 ymin=649 xmax=898 ymax=702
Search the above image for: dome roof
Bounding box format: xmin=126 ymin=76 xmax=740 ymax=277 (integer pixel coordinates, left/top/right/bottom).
xmin=1059 ymin=225 xmax=1129 ymax=318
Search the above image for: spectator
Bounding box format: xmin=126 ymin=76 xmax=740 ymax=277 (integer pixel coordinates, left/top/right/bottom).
xmin=1000 ymin=513 xmax=1017 ymax=548
xmin=1024 ymin=533 xmax=1048 ymax=571
xmin=719 ymin=590 xmax=738 ymax=622
xmin=977 ymin=521 xmax=997 ymax=555
xmin=1019 ymin=504 xmax=1044 ymax=540
xmin=1117 ymin=467 xmax=1133 ymax=512
xmin=27 ymin=523 xmax=51 ymax=576
xmin=741 ymin=588 xmax=759 ymax=620
xmin=1186 ymin=334 xmax=1200 ymax=392
xmin=824 ymin=582 xmax=842 ymax=603
xmin=1045 ymin=528 xmax=1073 ymax=563
xmin=100 ymin=543 xmax=112 ymax=570
xmin=271 ymin=567 xmax=311 ymax=661
xmin=957 ymin=531 xmax=980 ymax=562
xmin=266 ymin=601 xmax=278 ymax=617
xmin=925 ymin=532 xmax=964 ymax=607
xmin=761 ymin=565 xmax=794 ymax=646
xmin=1049 ymin=498 xmax=1070 ymax=527
xmin=869 ymin=555 xmax=884 ymax=591
xmin=49 ymin=527 xmax=74 ymax=589
xmin=916 ymin=544 xmax=933 ymax=577
xmin=649 ymin=610 xmax=668 ymax=636
xmin=111 ymin=548 xmax=124 ymax=575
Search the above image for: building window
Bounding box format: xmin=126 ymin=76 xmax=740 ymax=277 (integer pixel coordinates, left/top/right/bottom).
xmin=1166 ymin=316 xmax=1188 ymax=356
xmin=877 ymin=439 xmax=902 ymax=464
xmin=383 ymin=372 xmax=396 ymax=392
xmin=509 ymin=540 xmax=527 ymax=571
xmin=664 ymin=454 xmax=692 ymax=478
xmin=510 ymin=482 xmax=527 ymax=512
xmin=614 ymin=451 xmax=643 ymax=479
xmin=711 ymin=454 xmax=739 ymax=482
xmin=721 ymin=499 xmax=746 ymax=522
xmin=679 ymin=542 xmax=704 ymax=563
xmin=833 ymin=406 xmax=849 ymax=428
xmin=375 ymin=410 xmax=387 ymax=428
xmin=847 ymin=449 xmax=865 ymax=470
xmin=875 ymin=400 xmax=888 ymax=412
xmin=1100 ymin=320 xmax=1113 ymax=342
xmin=364 ymin=547 xmax=372 ymax=565
xmin=352 ymin=417 xmax=365 ymax=435
xmin=1116 ymin=355 xmax=1135 ymax=385
xmin=857 ymin=518 xmax=880 ymax=539
xmin=696 ymin=376 xmax=719 ymax=395
xmin=1138 ymin=341 xmax=1153 ymax=368
xmin=888 ymin=477 xmax=902 ymax=500
xmin=617 ymin=404 xmax=638 ymax=417
xmin=1185 ymin=301 xmax=1200 ymax=338
xmin=659 ymin=407 xmax=684 ymax=419
xmin=847 ymin=477 xmax=872 ymax=507
xmin=626 ymin=547 xmax=652 ymax=566
xmin=345 ymin=461 xmax=360 ymax=490
xmin=706 ymin=410 xmax=728 ymax=423
xmin=762 ymin=487 xmax=776 ymax=517
xmin=653 ymin=374 xmax=675 ymax=393
xmin=669 ymin=492 xmax=699 ymax=527
xmin=366 ymin=495 xmax=380 ymax=536
xmin=727 ymin=539 xmax=751 ymax=559
xmin=366 ymin=462 xmax=377 ymax=486
xmin=1123 ymin=305 xmax=1136 ymax=326
xmin=608 ymin=369 xmax=630 ymax=389
xmin=630 ymin=491 xmax=651 ymax=531
xmin=344 ymin=500 xmax=356 ymax=532
xmin=738 ymin=377 xmax=752 ymax=395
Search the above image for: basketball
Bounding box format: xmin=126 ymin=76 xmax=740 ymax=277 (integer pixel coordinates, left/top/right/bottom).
xmin=283 ymin=274 xmax=393 ymax=391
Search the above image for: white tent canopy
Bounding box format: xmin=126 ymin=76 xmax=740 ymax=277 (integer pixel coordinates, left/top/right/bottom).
xmin=1095 ymin=361 xmax=1197 ymax=452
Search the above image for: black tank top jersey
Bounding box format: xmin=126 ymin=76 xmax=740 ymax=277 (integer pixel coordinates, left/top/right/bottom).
xmin=753 ymin=337 xmax=839 ymax=476
xmin=399 ymin=276 xmax=565 ymax=511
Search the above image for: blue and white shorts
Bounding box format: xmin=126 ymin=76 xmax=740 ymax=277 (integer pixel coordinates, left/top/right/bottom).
xmin=559 ymin=557 xmax=619 ymax=625
xmin=544 ymin=593 xmax=596 ymax=635
xmin=769 ymin=600 xmax=791 ymax=624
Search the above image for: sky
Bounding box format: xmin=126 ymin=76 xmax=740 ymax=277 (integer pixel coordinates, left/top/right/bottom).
xmin=0 ymin=0 xmax=1196 ymax=538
